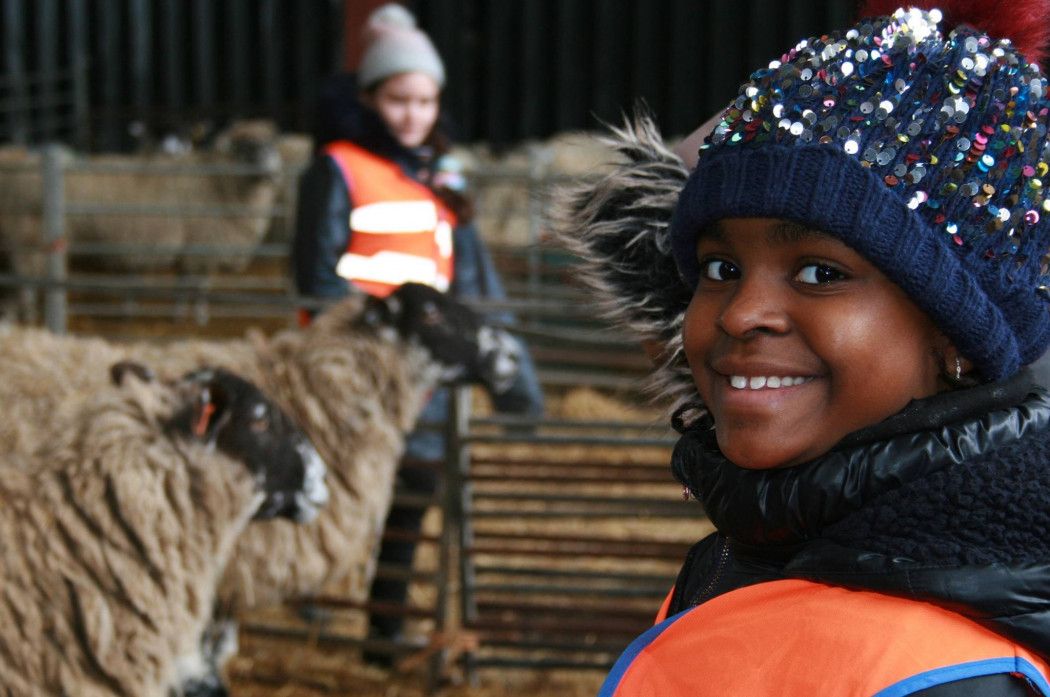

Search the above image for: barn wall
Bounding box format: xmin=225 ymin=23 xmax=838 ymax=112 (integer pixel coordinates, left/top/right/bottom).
xmin=1 ymin=0 xmax=857 ymax=151
xmin=414 ymin=0 xmax=857 ymax=145
xmin=0 ymin=0 xmax=343 ymax=151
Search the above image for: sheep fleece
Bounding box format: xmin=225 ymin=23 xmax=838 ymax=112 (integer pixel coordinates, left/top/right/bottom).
xmin=0 ymin=296 xmax=439 ymax=609
xmin=0 ymin=373 xmax=262 ymax=696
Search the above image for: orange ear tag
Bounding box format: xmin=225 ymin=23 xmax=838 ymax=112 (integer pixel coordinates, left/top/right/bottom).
xmin=193 ymin=402 xmax=217 ymax=437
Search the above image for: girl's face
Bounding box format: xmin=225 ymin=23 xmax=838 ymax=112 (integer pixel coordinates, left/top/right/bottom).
xmin=682 ymin=218 xmax=945 ymax=470
xmin=365 ymin=72 xmax=440 ymax=149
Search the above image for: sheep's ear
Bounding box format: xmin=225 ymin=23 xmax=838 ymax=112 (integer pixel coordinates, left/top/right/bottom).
xmin=186 ymin=376 xmax=232 ymax=441
xmin=110 ymin=360 xmax=156 ymax=386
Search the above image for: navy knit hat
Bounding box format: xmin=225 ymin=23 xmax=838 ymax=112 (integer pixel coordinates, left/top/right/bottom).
xmin=670 ymin=7 xmax=1050 ymax=382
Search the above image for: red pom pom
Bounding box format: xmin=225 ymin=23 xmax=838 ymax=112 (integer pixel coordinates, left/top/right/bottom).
xmin=856 ymin=0 xmax=1050 ymax=64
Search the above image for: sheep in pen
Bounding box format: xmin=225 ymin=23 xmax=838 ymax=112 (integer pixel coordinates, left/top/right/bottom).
xmin=0 ymin=361 xmax=329 ymax=697
xmin=0 ymin=282 xmax=523 ymax=692
xmin=0 ymin=120 xmax=305 ymax=322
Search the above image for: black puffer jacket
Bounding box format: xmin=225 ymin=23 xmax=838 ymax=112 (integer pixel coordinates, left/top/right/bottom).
xmin=669 ymin=372 xmax=1050 ymax=695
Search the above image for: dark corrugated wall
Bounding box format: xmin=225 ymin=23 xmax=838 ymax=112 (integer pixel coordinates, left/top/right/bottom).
xmin=0 ymin=0 xmax=343 ymax=151
xmin=1 ymin=0 xmax=859 ymax=150
xmin=84 ymin=0 xmax=344 ymax=150
xmin=0 ymin=0 xmax=90 ymax=146
xmin=413 ymin=0 xmax=858 ymax=144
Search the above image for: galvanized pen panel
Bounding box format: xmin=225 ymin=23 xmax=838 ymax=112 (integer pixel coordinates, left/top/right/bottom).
xmin=444 ymin=386 xmax=700 ymax=677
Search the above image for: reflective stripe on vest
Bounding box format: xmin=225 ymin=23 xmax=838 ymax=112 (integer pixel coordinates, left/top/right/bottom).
xmin=600 ymin=579 xmax=1050 ymax=697
xmin=324 ymin=141 xmax=456 ymax=298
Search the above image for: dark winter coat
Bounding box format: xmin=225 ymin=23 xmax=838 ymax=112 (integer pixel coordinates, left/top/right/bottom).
xmin=667 ymin=371 xmax=1050 ymax=696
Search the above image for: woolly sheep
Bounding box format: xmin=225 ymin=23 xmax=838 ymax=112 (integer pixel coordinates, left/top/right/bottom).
xmin=0 ymin=120 xmax=283 ymax=318
xmin=0 ymin=364 xmax=329 ymax=697
xmin=0 ymin=283 xmax=521 ymax=614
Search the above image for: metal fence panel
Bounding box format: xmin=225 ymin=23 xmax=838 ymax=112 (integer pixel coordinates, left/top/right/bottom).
xmin=446 ymin=385 xmax=693 ymax=677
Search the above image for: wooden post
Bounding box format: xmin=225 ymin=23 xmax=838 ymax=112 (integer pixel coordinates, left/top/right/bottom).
xmin=430 ymin=383 xmax=474 ymax=691
xmin=41 ymin=145 xmax=67 ymax=334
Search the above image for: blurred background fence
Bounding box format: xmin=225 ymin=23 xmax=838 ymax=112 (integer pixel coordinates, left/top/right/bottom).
xmin=0 ymin=139 xmax=656 ymax=390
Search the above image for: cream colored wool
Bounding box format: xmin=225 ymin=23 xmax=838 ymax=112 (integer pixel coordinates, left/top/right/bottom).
xmin=0 ymin=120 xmax=281 ymax=285
xmin=0 ymin=373 xmax=263 ymax=696
xmin=0 ymin=294 xmax=440 ymax=609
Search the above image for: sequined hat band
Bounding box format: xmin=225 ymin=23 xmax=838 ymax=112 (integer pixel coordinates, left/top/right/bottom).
xmin=671 ymin=7 xmax=1050 ymax=381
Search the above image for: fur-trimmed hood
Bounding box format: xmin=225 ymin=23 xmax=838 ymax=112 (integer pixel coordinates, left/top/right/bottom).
xmin=548 ymin=112 xmax=696 ymax=413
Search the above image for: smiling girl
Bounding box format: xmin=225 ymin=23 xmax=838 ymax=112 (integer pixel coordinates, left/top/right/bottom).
xmin=560 ymin=4 xmax=1050 ymax=696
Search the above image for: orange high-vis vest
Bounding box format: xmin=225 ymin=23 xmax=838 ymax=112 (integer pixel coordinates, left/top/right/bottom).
xmin=602 ymin=579 xmax=1050 ymax=697
xmin=324 ymin=141 xmax=456 ymax=298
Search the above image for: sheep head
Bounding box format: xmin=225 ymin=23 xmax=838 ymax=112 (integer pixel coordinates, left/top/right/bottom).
xmin=358 ymin=282 xmax=523 ymax=393
xmin=211 ymin=119 xmax=282 ymax=176
xmin=113 ymin=362 xmax=329 ymax=523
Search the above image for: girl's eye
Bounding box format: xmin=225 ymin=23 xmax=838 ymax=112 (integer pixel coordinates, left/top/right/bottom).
xmin=701 ymin=259 xmax=740 ymax=281
xmin=795 ymin=263 xmax=845 ymax=285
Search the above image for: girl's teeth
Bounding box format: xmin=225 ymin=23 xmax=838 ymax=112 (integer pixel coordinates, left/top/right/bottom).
xmin=729 ymin=375 xmax=809 ymax=390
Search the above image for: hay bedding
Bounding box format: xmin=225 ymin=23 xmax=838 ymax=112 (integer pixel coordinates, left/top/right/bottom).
xmin=228 ymin=625 xmax=608 ymax=696
xmin=229 ymin=640 xmax=606 ymax=697
xmin=229 ymin=386 xmax=709 ymax=696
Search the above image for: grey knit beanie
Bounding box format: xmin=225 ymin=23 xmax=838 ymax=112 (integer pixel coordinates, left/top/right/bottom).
xmin=358 ymin=3 xmax=446 ymax=90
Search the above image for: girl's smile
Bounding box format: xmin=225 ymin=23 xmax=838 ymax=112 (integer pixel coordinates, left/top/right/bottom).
xmin=683 ymin=218 xmax=947 ymax=470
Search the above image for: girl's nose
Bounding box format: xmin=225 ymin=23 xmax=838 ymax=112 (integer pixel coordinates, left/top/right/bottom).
xmin=716 ymin=277 xmax=791 ymax=338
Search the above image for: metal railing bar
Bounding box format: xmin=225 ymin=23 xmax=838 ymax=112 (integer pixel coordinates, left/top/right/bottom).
xmin=463 ymin=433 xmax=675 ymax=447
xmin=470 ymin=492 xmax=688 ymax=507
xmin=468 ymin=636 xmax=628 ymax=653
xmin=64 ymin=201 xmax=284 ymax=218
xmin=62 ymin=272 xmax=290 ymax=291
xmin=68 ymin=241 xmax=293 ymax=258
xmin=472 ymin=583 xmax=665 ymax=598
xmin=470 ymin=458 xmax=669 ymax=471
xmin=468 ymin=470 xmax=673 ymax=484
xmin=466 ymin=615 xmax=649 ymax=634
xmin=468 ymin=414 xmax=668 ymax=431
xmin=472 ymin=566 xmax=673 ymax=584
xmin=468 ymin=657 xmax=613 ymax=671
xmin=64 ymin=303 xmax=293 ymax=319
xmin=466 ymin=545 xmax=686 ymax=560
xmin=469 ymin=508 xmax=699 ymax=519
xmin=469 ymin=530 xmax=686 ymax=547
xmin=64 ymin=160 xmax=284 ymax=176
